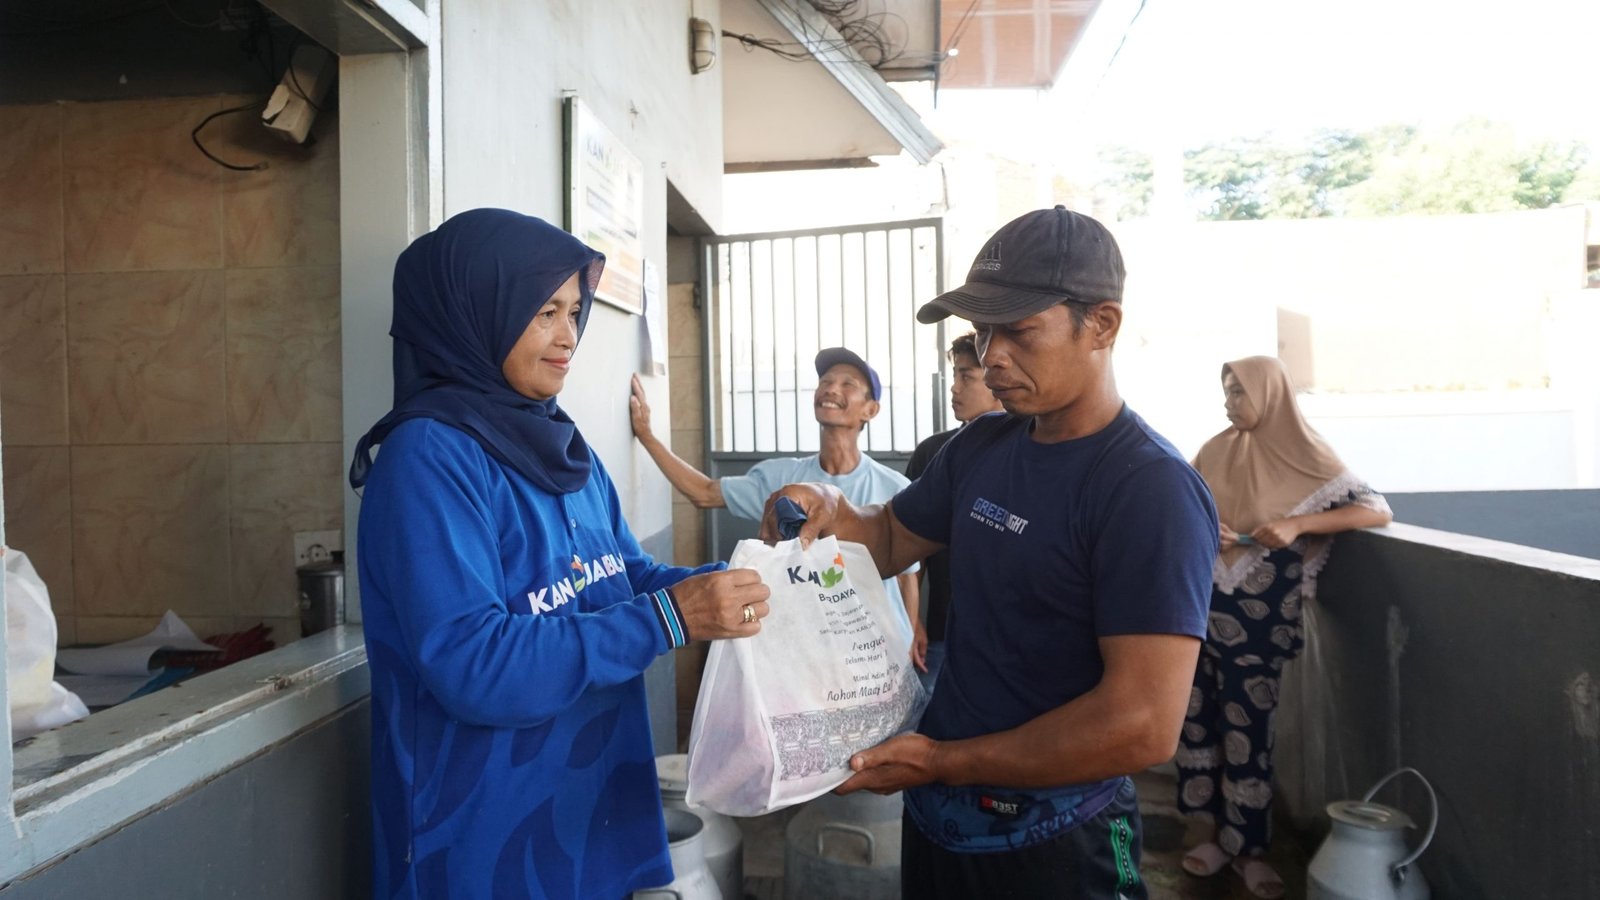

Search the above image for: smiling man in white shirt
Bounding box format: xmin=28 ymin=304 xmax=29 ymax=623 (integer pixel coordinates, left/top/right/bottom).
xmin=630 ymin=348 xmax=920 ymax=638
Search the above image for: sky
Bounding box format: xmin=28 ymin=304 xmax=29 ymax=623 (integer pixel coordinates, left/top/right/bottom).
xmin=928 ymin=0 xmax=1600 ymax=157
xmin=725 ymin=0 xmax=1600 ymax=232
xmin=721 ymin=1 xmax=1600 ymax=490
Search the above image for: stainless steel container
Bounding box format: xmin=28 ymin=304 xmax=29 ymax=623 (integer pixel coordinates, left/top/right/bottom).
xmin=1308 ymin=768 xmax=1436 ymax=900
xmin=657 ymin=753 xmax=742 ymax=900
xmin=633 ymin=808 xmax=723 ymax=900
xmin=297 ymin=556 xmax=345 ymax=637
xmin=783 ymin=790 xmax=902 ymax=900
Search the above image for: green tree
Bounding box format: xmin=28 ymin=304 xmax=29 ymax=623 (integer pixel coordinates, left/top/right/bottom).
xmin=1104 ymin=120 xmax=1591 ymax=222
xmin=1094 ymin=145 xmax=1154 ymax=220
xmin=1179 ymin=129 xmax=1399 ymax=220
xmin=1342 ymin=120 xmax=1593 ymax=216
xmin=1515 ymin=140 xmax=1589 ymax=208
xmin=1346 ymin=119 xmax=1525 ymax=215
xmin=1566 ymin=158 xmax=1600 ymax=202
xmin=1295 ymin=126 xmax=1413 ymax=216
xmin=1182 ymin=136 xmax=1283 ymax=220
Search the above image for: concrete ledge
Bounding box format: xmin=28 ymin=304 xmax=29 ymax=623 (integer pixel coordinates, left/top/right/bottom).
xmin=2 ymin=627 xmax=369 ymax=885
xmin=1280 ymin=528 xmax=1600 ymax=898
xmin=1367 ymin=522 xmax=1600 ymax=581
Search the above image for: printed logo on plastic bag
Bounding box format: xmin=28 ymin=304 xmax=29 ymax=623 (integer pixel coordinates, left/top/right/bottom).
xmin=685 ymin=536 xmax=927 ymax=816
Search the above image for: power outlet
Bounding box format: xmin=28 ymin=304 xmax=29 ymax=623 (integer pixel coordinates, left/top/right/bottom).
xmin=294 ymin=530 xmax=342 ymax=568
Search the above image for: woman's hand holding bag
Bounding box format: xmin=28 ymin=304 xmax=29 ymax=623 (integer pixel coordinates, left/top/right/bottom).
xmin=672 ymin=568 xmax=771 ymax=640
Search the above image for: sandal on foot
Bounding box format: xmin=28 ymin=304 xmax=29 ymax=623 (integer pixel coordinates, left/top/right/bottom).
xmin=1180 ymin=841 xmax=1231 ymax=877
xmin=1231 ymin=856 xmax=1286 ymax=900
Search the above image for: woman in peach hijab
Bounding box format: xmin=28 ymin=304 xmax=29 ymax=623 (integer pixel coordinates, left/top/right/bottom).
xmin=1176 ymin=356 xmax=1392 ymax=899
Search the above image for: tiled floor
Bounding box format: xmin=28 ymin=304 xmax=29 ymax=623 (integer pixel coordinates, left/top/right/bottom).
xmin=732 ymin=766 xmax=1310 ymax=899
xmin=1133 ymin=767 xmax=1311 ymax=900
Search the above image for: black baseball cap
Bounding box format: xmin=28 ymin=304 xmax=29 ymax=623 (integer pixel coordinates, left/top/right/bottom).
xmin=916 ymin=205 xmax=1125 ymax=325
xmin=814 ymin=348 xmax=882 ymax=401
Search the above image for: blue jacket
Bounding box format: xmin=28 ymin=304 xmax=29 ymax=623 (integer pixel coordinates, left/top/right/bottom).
xmin=358 ymin=419 xmax=715 ymax=898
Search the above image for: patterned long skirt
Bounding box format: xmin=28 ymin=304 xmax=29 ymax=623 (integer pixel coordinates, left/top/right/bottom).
xmin=1174 ymin=548 xmax=1307 ymax=858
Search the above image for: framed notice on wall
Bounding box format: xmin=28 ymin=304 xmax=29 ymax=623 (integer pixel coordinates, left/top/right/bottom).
xmin=563 ymin=96 xmax=645 ymax=314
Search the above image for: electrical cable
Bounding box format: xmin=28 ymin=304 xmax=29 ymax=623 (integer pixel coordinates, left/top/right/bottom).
xmin=161 ymin=0 xmax=221 ymax=29
xmin=215 ymin=1 xmax=280 ymax=89
xmin=724 ymin=0 xmax=910 ymax=69
xmin=282 ymin=33 xmax=323 ymax=113
xmin=260 ymin=5 xmax=279 ymax=89
xmin=5 ymin=0 xmax=312 ymax=169
xmin=191 ymin=101 xmax=268 ymax=171
xmin=943 ymin=0 xmax=982 ymax=61
xmin=1101 ymin=0 xmax=1150 ymax=74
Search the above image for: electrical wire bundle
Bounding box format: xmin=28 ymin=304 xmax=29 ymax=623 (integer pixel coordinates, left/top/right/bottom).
xmin=724 ymin=0 xmax=939 ymax=71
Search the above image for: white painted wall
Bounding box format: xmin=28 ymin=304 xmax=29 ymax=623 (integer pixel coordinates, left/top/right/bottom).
xmin=340 ymin=47 xmax=440 ymax=621
xmin=720 ymin=0 xmax=902 ymax=164
xmin=1109 ymin=210 xmax=1600 ymax=493
xmin=440 ymin=0 xmax=725 ymax=537
xmin=1299 ymin=393 xmax=1585 ymax=492
xmin=1120 ymin=340 xmax=1600 ymax=493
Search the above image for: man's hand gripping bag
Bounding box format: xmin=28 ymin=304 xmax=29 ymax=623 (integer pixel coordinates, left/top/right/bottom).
xmin=685 ymin=536 xmax=926 ymax=816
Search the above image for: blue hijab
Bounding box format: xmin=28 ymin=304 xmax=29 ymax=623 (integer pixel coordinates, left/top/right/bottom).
xmin=349 ymin=209 xmax=606 ymax=494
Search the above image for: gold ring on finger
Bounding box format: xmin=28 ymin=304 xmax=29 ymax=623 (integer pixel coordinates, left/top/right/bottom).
xmin=741 ymin=605 xmax=755 ymax=625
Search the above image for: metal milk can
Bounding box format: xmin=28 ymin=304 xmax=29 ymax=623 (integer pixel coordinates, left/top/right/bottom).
xmin=633 ymin=808 xmax=722 ymax=900
xmin=657 ymin=753 xmax=742 ymax=900
xmin=783 ymin=790 xmax=902 ymax=900
xmin=1308 ymin=767 xmax=1437 ymax=900
xmin=296 ymin=554 xmax=345 ymax=637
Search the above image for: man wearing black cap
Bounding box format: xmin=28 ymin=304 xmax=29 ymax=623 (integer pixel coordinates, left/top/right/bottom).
xmin=630 ymin=348 xmax=920 ymax=639
xmin=758 ymin=207 xmax=1219 ymax=898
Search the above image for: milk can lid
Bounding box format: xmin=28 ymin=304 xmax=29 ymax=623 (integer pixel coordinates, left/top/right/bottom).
xmin=1327 ymin=799 xmax=1415 ymax=831
xmin=656 ymin=753 xmax=689 ymax=794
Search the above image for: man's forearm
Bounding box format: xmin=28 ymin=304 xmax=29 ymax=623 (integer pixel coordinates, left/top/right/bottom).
xmin=935 ymin=696 xmax=1170 ymax=788
xmin=638 ymin=432 xmax=724 ymax=508
xmin=930 ymin=635 xmax=1199 ymax=788
xmin=832 ymin=502 xmax=931 ymax=580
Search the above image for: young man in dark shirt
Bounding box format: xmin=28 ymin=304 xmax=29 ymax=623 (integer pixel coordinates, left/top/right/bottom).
xmin=906 ymin=331 xmax=1004 ymax=690
xmin=760 ymin=207 xmax=1219 ymax=899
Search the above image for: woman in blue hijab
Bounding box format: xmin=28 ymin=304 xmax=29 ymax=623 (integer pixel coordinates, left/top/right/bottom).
xmin=351 ymin=209 xmax=770 ymax=900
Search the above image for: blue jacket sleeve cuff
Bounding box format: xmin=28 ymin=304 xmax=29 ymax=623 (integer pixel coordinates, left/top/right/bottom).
xmin=649 ymin=587 xmax=689 ymax=649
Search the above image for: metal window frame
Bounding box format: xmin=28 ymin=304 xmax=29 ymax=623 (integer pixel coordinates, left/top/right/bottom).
xmin=697 ymin=217 xmax=947 ymax=562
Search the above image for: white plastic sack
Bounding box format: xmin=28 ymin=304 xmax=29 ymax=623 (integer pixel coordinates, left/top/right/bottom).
xmin=5 ymin=549 xmax=89 ymax=739
xmin=686 ymin=536 xmax=926 ymax=816
xmin=1274 ymin=599 xmax=1353 ymax=830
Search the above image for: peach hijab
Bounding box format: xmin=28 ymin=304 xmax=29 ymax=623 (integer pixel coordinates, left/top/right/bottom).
xmin=1192 ymin=356 xmax=1374 ymax=594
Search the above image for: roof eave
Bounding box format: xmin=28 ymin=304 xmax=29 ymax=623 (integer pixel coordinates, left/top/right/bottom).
xmin=754 ymin=0 xmax=944 ymax=164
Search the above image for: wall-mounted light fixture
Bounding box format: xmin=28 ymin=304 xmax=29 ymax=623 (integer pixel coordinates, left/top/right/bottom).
xmin=690 ymin=17 xmax=716 ymax=74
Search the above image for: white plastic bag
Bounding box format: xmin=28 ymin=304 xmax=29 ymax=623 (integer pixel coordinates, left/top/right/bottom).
xmin=686 ymin=536 xmax=926 ymax=816
xmin=5 ymin=549 xmax=89 ymax=739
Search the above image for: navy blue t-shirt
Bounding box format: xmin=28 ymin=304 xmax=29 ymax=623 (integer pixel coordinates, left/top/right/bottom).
xmin=891 ymin=406 xmax=1218 ymax=852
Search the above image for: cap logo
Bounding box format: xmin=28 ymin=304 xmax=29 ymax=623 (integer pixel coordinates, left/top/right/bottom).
xmin=973 ymin=241 xmax=1002 ymax=272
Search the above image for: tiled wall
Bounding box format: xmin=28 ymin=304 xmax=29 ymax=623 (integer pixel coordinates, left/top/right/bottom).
xmin=0 ymin=95 xmax=342 ymax=647
xmin=667 ymin=281 xmax=708 ymax=569
xmin=666 ymin=279 xmax=709 ymax=749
